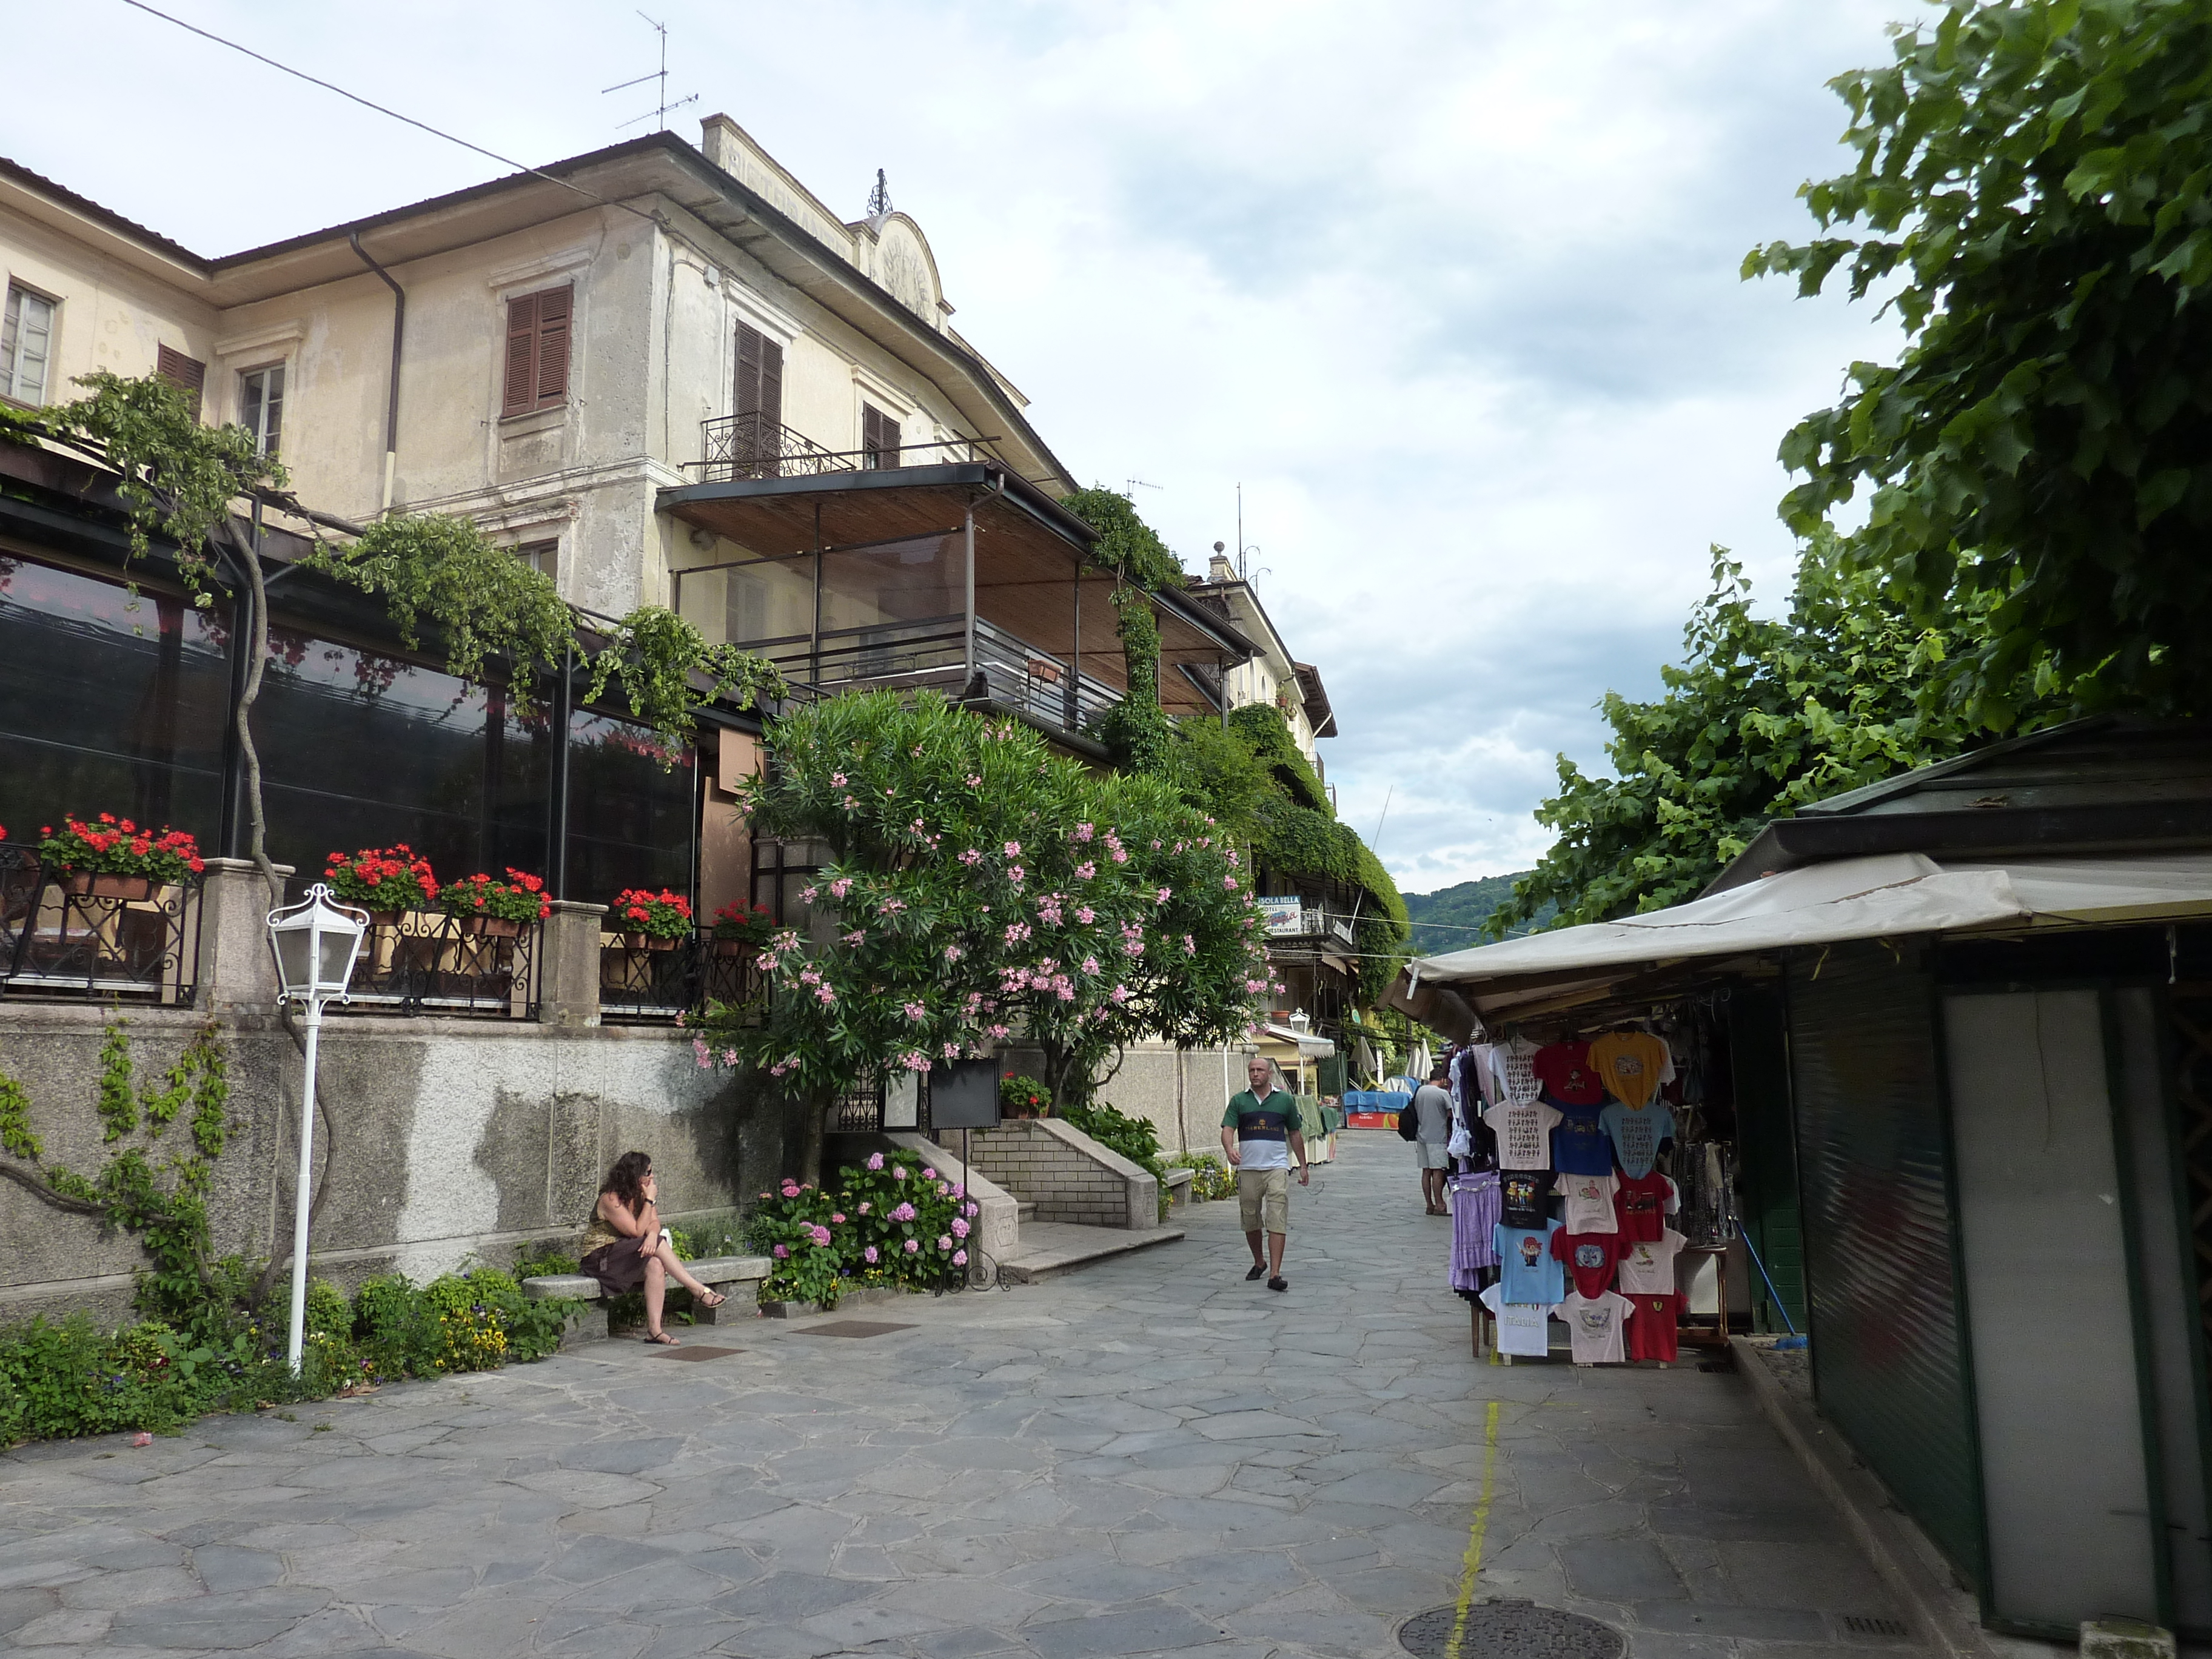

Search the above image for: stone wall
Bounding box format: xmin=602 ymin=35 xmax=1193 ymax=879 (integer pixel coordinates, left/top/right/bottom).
xmin=950 ymin=1118 xmax=1158 ymax=1230
xmin=0 ymin=1005 xmax=757 ymax=1327
xmin=1091 ymin=1041 xmax=1258 ymax=1156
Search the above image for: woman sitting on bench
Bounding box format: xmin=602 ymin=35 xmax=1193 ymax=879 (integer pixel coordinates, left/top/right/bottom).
xmin=581 ymin=1151 xmax=726 ymax=1345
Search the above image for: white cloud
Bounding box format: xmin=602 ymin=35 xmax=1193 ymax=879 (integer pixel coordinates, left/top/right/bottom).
xmin=4 ymin=0 xmax=1928 ymax=893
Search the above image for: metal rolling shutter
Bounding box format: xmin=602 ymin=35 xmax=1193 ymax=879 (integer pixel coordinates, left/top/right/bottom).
xmin=1787 ymin=941 xmax=1982 ymax=1586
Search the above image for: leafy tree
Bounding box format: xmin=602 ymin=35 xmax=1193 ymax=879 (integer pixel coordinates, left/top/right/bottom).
xmin=1490 ymin=543 xmax=2049 ymax=933
xmin=1745 ymin=0 xmax=2212 ymax=727
xmin=691 ymin=692 xmax=1269 ymax=1180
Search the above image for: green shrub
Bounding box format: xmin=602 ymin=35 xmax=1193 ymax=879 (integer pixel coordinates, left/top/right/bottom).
xmin=744 ymin=1149 xmax=978 ymax=1307
xmin=1168 ymin=1151 xmax=1236 ymax=1201
xmin=997 ymin=1074 xmax=1049 ymax=1115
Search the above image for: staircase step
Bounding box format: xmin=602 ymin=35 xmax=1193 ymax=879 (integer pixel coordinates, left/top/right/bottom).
xmin=999 ymin=1222 xmax=1186 ymax=1283
xmin=1016 ymin=1201 xmax=1038 ymax=1222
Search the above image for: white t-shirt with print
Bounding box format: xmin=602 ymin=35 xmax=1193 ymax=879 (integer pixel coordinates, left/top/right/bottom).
xmin=1479 ymin=1283 xmax=1555 ymax=1358
xmin=1615 ymin=1228 xmax=1687 ymax=1295
xmin=1483 ymin=1099 xmax=1564 ymax=1170
xmin=1559 ymin=1289 xmax=1634 ymax=1365
xmin=1555 ymin=1171 xmax=1619 ymax=1234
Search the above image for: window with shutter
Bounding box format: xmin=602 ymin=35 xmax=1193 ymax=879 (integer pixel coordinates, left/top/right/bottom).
xmin=1 ymin=285 xmax=56 ymax=406
xmin=156 ymin=343 xmax=206 ymax=418
xmin=501 ymin=286 xmax=573 ymax=417
xmin=239 ymin=364 xmax=284 ymax=457
xmin=733 ymin=321 xmax=784 ymax=457
xmin=861 ymin=403 xmax=902 ymax=470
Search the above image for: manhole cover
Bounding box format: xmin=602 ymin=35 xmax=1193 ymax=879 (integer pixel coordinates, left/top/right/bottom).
xmin=654 ymin=1346 xmax=743 ymax=1362
xmin=797 ymin=1320 xmax=915 ymax=1339
xmin=1399 ymin=1602 xmax=1625 ymax=1659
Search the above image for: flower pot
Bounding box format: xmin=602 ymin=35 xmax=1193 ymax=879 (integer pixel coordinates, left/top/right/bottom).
xmin=460 ymin=914 xmax=522 ymax=938
xmin=623 ymin=931 xmax=679 ymax=952
xmin=712 ymin=938 xmax=754 ymax=959
xmin=64 ymin=871 xmax=152 ymax=902
xmin=365 ymin=910 xmax=402 ymax=929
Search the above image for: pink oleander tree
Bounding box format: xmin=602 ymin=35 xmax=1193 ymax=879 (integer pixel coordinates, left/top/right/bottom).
xmin=689 ymin=690 xmax=1271 ymax=1181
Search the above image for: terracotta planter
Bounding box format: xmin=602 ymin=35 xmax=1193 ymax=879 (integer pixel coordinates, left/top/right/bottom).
xmin=460 ymin=914 xmax=522 ymax=938
xmin=365 ymin=910 xmax=402 ymax=929
xmin=63 ymin=871 xmax=153 ymax=902
xmin=622 ymin=931 xmax=679 ymax=952
xmin=712 ymin=937 xmax=755 ymax=959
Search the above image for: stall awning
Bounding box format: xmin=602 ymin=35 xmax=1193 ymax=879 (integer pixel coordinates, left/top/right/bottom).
xmin=1396 ymin=851 xmax=2212 ymax=1028
xmin=1256 ymin=1022 xmax=1337 ymax=1059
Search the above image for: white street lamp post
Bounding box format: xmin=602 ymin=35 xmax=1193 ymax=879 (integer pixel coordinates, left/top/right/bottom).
xmin=265 ymin=882 xmax=367 ymax=1375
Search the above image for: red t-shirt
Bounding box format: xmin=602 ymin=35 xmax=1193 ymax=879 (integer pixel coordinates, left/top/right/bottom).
xmin=1532 ymin=1041 xmax=1605 ymax=1105
xmin=1549 ymin=1228 xmax=1626 ymax=1300
xmin=1626 ymin=1292 xmax=1680 ymax=1362
xmin=1612 ymin=1170 xmax=1677 ymax=1242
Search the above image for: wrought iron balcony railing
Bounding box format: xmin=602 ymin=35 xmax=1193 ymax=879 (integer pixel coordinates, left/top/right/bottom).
xmin=1 ymin=847 xmax=202 ymax=1007
xmin=599 ymin=928 xmax=763 ymax=1024
xmin=337 ymin=910 xmax=540 ymax=1020
xmin=688 ymin=413 xmax=998 ymax=484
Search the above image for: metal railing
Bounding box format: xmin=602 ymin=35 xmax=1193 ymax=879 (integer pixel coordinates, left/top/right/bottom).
xmin=1 ymin=849 xmax=203 ymax=1007
xmin=689 ymin=414 xmax=997 ymax=484
xmin=972 ymin=617 xmax=1120 ymax=732
xmin=337 ymin=911 xmax=540 ymax=1019
xmin=599 ymin=929 xmax=762 ymax=1024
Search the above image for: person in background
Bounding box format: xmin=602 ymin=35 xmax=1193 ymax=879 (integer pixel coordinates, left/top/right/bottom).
xmin=1221 ymin=1056 xmax=1311 ymax=1292
xmin=580 ymin=1151 xmax=726 ymax=1346
xmin=1412 ymin=1062 xmax=1455 ymax=1215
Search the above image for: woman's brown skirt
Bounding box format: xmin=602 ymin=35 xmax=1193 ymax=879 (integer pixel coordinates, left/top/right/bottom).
xmin=580 ymin=1235 xmax=651 ymax=1296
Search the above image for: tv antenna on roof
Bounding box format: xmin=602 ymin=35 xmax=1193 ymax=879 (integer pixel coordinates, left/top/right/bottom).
xmin=603 ymin=13 xmax=698 ymax=132
xmin=867 ymin=169 xmax=893 ymax=221
xmin=1125 ymin=478 xmax=1161 ymax=495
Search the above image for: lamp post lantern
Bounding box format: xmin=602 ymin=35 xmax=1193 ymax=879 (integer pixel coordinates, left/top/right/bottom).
xmin=265 ymin=882 xmax=367 ymax=1375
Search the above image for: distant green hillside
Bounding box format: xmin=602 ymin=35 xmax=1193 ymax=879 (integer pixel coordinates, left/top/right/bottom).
xmin=1403 ymin=873 xmax=1555 ymax=955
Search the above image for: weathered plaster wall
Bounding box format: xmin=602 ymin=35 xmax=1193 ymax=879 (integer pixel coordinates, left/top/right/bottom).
xmin=1091 ymin=1042 xmax=1255 ymax=1156
xmin=0 ymin=1005 xmax=749 ymax=1326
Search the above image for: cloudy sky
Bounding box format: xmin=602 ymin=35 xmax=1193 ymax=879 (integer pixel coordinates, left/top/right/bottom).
xmin=9 ymin=1 xmax=1928 ymax=897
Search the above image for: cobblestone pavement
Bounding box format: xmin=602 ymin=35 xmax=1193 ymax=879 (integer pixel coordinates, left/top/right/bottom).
xmin=0 ymin=1133 xmax=1917 ymax=1659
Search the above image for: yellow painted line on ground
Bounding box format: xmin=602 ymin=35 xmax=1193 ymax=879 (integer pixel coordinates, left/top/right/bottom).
xmin=1444 ymin=1399 xmax=1503 ymax=1659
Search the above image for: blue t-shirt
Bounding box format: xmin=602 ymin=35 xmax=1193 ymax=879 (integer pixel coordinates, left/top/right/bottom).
xmin=1550 ymin=1104 xmax=1614 ymax=1176
xmin=1600 ymin=1101 xmax=1675 ymax=1180
xmin=1493 ymin=1219 xmax=1566 ymax=1305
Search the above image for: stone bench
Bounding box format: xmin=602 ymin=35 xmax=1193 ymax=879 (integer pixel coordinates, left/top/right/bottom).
xmin=1163 ymin=1165 xmax=1196 ymax=1211
xmin=521 ymin=1253 xmax=772 ymax=1339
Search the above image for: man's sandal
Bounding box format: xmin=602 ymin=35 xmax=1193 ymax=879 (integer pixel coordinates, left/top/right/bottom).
xmin=1245 ymin=1262 xmax=1267 ymax=1281
xmin=1267 ymin=1277 xmax=1289 ymax=1293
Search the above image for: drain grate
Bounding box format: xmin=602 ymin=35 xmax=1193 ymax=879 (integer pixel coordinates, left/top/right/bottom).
xmin=1399 ymin=1602 xmax=1626 ymax=1659
xmin=797 ymin=1320 xmax=915 ymax=1339
xmin=1842 ymin=1615 xmax=1912 ymax=1641
xmin=654 ymin=1346 xmax=743 ymax=1362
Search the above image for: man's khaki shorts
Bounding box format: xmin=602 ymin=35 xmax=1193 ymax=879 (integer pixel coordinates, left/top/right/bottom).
xmin=1238 ymin=1166 xmax=1290 ymax=1234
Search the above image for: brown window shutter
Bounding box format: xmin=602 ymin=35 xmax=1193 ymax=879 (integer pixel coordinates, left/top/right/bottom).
xmin=760 ymin=336 xmax=782 ymax=430
xmin=156 ymin=344 xmax=206 ymax=418
xmin=735 ymin=321 xmax=763 ymax=418
xmin=534 ymin=285 xmax=571 ymax=406
xmin=503 ymin=293 xmax=538 ymax=417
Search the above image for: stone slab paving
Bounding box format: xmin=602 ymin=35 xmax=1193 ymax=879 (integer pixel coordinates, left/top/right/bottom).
xmin=0 ymin=1133 xmax=1920 ymax=1659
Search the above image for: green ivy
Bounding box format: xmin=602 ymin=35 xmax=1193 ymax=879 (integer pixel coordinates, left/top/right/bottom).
xmin=0 ymin=1074 xmax=37 ymax=1159
xmin=1060 ymin=488 xmax=1185 ymax=589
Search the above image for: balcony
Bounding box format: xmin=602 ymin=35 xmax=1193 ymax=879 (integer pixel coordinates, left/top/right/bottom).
xmin=690 ymin=413 xmax=996 ymax=484
xmin=660 ymin=433 xmax=1253 ymax=749
xmin=1 ymin=847 xmax=202 ymax=1007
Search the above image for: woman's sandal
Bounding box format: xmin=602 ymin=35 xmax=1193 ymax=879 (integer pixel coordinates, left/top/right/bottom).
xmin=697 ymin=1290 xmax=728 ymax=1309
xmin=643 ymin=1330 xmax=680 ymax=1346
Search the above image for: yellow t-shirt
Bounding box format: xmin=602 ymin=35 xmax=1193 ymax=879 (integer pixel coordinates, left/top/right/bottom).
xmin=1586 ymin=1030 xmax=1669 ymax=1110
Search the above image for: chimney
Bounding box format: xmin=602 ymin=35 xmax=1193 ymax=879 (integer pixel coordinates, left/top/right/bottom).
xmin=700 ymin=114 xmax=742 ymax=175
xmin=1208 ymin=552 xmax=1235 ymax=584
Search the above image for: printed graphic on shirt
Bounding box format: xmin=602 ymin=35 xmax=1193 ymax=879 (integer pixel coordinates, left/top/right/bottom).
xmin=1616 ymin=1228 xmax=1686 ymax=1295
xmin=1555 ymin=1171 xmax=1619 ymax=1234
xmin=1480 ymin=1283 xmax=1555 ymax=1358
xmin=1490 ymin=1037 xmax=1541 ymax=1105
xmin=1532 ymin=1041 xmax=1605 ymax=1105
xmin=1600 ymin=1100 xmax=1677 ymax=1180
xmin=1626 ymin=1292 xmax=1680 ymax=1362
xmin=1222 ymin=1089 xmax=1298 ymax=1171
xmin=1493 ymin=1220 xmax=1567 ymax=1305
xmin=1612 ymin=1169 xmax=1680 ymax=1242
xmin=1558 ymin=1289 xmax=1634 ymax=1364
xmin=1550 ymin=1227 xmax=1626 ymax=1299
xmin=1498 ymin=1170 xmax=1549 ymax=1231
xmin=1483 ymin=1099 xmax=1564 ymax=1170
xmin=1586 ymin=1030 xmax=1672 ymax=1110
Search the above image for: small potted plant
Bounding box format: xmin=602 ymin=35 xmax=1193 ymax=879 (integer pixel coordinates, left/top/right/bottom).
xmin=710 ymin=899 xmax=776 ymax=958
xmin=999 ymin=1073 xmax=1048 ymax=1119
xmin=39 ymin=815 xmax=204 ymax=901
xmin=613 ymin=888 xmax=692 ymax=951
xmin=439 ymin=868 xmax=552 ymax=937
xmin=323 ymin=845 xmax=438 ymax=927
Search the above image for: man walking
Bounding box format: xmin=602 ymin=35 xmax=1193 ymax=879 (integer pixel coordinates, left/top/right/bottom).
xmin=1412 ymin=1062 xmax=1454 ymax=1215
xmin=1221 ymin=1055 xmax=1310 ymax=1292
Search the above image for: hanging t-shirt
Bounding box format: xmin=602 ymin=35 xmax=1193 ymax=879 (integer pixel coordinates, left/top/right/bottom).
xmin=1600 ymin=1100 xmax=1675 ymax=1180
xmin=1612 ymin=1169 xmax=1679 ymax=1241
xmin=1550 ymin=1105 xmax=1614 ymax=1176
xmin=1625 ymin=1292 xmax=1680 ymax=1362
xmin=1483 ymin=1098 xmax=1563 ymax=1170
xmin=1554 ymin=1171 xmax=1619 ymax=1235
xmin=1480 ymin=1283 xmax=1555 ymax=1358
xmin=1615 ymin=1228 xmax=1686 ymax=1295
xmin=1586 ymin=1030 xmax=1672 ymax=1109
xmin=1498 ymin=1169 xmax=1550 ymax=1231
xmin=1549 ymin=1228 xmax=1627 ymax=1300
xmin=1532 ymin=1041 xmax=1605 ymax=1106
xmin=1559 ymin=1290 xmax=1634 ymax=1364
xmin=1487 ymin=1037 xmax=1541 ymax=1105
xmin=1493 ymin=1220 xmax=1566 ymax=1305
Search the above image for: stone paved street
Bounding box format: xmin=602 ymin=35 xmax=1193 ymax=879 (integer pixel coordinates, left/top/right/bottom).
xmin=0 ymin=1133 xmax=1918 ymax=1659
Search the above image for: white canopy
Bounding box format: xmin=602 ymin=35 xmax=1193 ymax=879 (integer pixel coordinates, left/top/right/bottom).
xmin=1399 ymin=851 xmax=2212 ymax=1027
